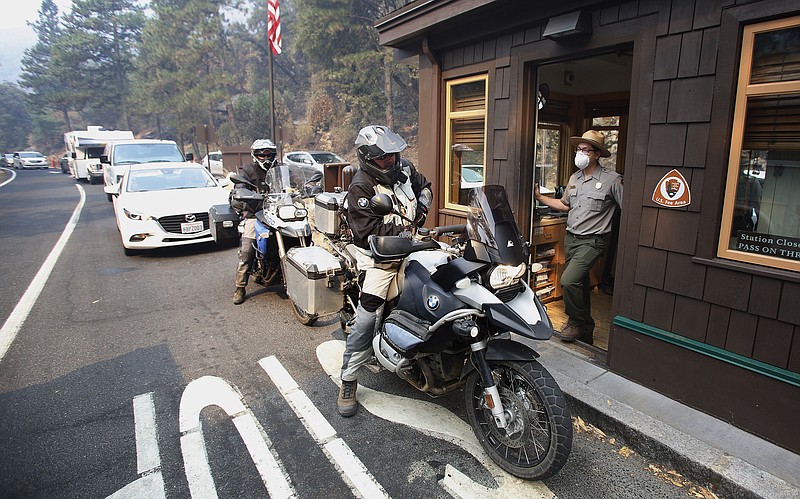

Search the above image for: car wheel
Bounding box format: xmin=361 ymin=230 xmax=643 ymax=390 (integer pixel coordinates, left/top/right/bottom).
xmin=107 ymin=192 xmax=113 ymax=202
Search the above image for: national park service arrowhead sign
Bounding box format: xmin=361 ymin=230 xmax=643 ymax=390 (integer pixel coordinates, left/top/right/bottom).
xmin=653 ymin=169 xmax=691 ymax=207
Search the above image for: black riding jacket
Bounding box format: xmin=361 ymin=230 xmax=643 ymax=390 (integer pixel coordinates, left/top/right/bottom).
xmin=233 ymin=162 xmax=270 ymax=219
xmin=346 ymin=158 xmax=431 ymax=250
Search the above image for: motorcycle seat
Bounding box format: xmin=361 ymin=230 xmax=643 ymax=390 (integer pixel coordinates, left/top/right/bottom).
xmin=369 ymin=235 xmax=440 ymax=262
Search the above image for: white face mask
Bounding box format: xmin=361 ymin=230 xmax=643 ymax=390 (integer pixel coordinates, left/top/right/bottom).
xmin=574 ymin=152 xmax=590 ymax=170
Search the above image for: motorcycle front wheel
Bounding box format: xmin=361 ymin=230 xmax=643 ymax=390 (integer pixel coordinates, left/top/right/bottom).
xmin=464 ymin=360 xmax=572 ymax=480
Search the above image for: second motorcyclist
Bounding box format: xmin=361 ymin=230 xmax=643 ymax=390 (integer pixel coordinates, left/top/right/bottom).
xmin=337 ymin=125 xmax=433 ymax=417
xmin=231 ymin=139 xmax=278 ymax=305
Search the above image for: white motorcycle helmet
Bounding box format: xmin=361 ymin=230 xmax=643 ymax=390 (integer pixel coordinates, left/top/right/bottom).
xmin=251 ymin=139 xmax=277 ymax=171
xmin=355 ymin=125 xmax=407 ymax=186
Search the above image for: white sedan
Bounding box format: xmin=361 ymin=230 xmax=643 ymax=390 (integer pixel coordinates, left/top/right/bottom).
xmin=107 ymin=163 xmax=232 ymax=255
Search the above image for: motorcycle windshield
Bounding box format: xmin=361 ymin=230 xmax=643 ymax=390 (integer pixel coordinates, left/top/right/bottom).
xmin=265 ymin=165 xmax=307 ymax=204
xmin=466 ymin=185 xmax=527 ymax=266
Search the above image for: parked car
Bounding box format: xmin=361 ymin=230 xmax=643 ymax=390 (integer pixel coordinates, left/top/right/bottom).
xmin=13 ymin=151 xmax=48 ymax=169
xmin=200 ymin=150 xmax=224 ymax=177
xmin=460 ymin=164 xmax=484 ymax=189
xmin=106 ymin=163 xmax=231 ymax=255
xmin=0 ymin=153 xmax=14 ymax=168
xmin=283 ymin=150 xmax=346 ymax=175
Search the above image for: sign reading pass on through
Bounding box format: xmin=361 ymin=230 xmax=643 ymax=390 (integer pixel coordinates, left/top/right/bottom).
xmin=736 ymin=231 xmax=800 ymax=261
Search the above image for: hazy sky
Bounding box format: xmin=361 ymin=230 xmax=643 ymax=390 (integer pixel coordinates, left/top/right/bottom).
xmin=0 ymin=0 xmax=74 ymax=83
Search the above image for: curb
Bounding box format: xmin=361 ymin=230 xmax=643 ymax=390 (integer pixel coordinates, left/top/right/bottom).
xmin=530 ymin=339 xmax=799 ymax=499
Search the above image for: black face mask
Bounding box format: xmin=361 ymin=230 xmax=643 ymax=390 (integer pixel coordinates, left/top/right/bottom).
xmin=388 ymin=165 xmax=408 ymax=185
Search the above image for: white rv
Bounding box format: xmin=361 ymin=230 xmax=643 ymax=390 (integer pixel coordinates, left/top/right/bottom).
xmin=64 ymin=126 xmax=134 ymax=184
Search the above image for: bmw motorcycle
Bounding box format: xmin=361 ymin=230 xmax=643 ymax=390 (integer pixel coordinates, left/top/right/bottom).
xmin=311 ymin=185 xmax=573 ymax=479
xmin=228 ymin=165 xmax=317 ymax=323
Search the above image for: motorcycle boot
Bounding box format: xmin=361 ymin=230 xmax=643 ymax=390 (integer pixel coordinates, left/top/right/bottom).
xmin=338 ymin=303 xmax=379 ymax=416
xmin=337 ymin=380 xmax=358 ymax=417
xmin=233 ymin=237 xmax=256 ymax=305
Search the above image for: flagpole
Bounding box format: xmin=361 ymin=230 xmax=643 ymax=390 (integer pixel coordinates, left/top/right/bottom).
xmin=269 ymin=46 xmax=277 ymax=156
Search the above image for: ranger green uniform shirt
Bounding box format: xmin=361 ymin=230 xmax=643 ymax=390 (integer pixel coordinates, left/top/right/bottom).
xmin=562 ymin=167 xmax=623 ymax=236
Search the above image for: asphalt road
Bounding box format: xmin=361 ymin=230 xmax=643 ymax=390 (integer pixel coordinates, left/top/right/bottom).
xmin=0 ymin=167 xmax=698 ymax=498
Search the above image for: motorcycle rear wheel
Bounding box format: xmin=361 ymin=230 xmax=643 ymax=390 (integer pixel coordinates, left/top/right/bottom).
xmin=464 ymin=360 xmax=572 ymax=480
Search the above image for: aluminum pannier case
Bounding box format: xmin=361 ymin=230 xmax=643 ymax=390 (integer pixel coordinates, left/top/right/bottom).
xmin=314 ymin=191 xmax=347 ymax=236
xmin=284 ymin=246 xmax=344 ymax=316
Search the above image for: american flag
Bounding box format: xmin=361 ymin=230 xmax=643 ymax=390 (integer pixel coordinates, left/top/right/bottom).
xmin=268 ymin=0 xmax=282 ymax=55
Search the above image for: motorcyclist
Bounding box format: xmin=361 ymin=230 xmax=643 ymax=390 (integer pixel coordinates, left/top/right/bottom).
xmin=337 ymin=125 xmax=433 ymax=417
xmin=231 ymin=139 xmax=278 ymax=305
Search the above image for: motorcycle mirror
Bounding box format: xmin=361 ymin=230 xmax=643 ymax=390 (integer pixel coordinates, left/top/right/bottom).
xmin=369 ymin=193 xmax=394 ymax=216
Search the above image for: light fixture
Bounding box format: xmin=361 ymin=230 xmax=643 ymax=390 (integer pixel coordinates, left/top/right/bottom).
xmin=543 ymin=11 xmax=592 ymax=40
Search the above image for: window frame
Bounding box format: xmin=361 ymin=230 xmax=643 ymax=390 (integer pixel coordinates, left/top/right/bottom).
xmin=444 ymin=74 xmax=489 ymax=211
xmin=717 ymin=15 xmax=800 ymax=272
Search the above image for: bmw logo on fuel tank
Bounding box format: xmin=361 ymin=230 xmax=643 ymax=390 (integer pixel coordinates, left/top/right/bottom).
xmin=426 ymin=294 xmax=440 ymax=310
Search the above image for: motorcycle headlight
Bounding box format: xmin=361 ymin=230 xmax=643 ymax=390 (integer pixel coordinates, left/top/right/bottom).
xmin=489 ymin=262 xmax=526 ymax=289
xmin=278 ymin=205 xmax=308 ymax=221
xmin=123 ymin=207 xmax=152 ymax=221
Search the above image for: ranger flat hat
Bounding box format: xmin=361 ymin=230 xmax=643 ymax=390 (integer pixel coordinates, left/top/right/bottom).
xmin=569 ymin=130 xmax=611 ymax=157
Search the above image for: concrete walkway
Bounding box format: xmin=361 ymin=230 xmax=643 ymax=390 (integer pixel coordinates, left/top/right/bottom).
xmin=528 ymin=337 xmax=800 ymax=498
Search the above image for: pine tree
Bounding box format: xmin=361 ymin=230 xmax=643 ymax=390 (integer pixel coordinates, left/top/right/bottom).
xmin=19 ymin=0 xmax=69 ymax=130
xmin=54 ymin=0 xmax=145 ymax=130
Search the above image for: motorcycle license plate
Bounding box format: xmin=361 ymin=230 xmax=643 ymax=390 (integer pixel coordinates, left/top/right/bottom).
xmin=181 ymin=221 xmax=204 ymax=234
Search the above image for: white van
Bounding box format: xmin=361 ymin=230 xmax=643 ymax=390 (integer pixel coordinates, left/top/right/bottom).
xmin=64 ymin=126 xmax=134 ymax=184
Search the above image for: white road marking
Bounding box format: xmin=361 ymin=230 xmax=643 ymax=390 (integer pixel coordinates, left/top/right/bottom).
xmin=133 ymin=392 xmax=161 ymax=475
xmin=0 ymin=167 xmax=17 ymax=187
xmin=178 ymin=375 xmax=295 ymax=499
xmin=0 ymin=184 xmax=85 ymax=363
xmin=259 ymin=356 xmax=390 ymax=499
xmin=316 ymin=340 xmax=557 ymax=498
xmin=107 ymin=392 xmax=166 ymax=499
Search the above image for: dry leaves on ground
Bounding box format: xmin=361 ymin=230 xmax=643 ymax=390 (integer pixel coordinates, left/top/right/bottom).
xmin=646 ymin=463 xmax=720 ymax=498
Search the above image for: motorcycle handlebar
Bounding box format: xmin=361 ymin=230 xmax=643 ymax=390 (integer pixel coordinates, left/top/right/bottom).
xmin=429 ymin=224 xmax=467 ymax=236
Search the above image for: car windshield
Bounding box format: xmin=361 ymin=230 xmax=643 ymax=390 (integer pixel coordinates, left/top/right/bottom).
xmin=113 ymin=143 xmax=184 ymax=165
xmin=126 ymin=167 xmax=216 ymax=192
xmin=310 ymin=152 xmax=344 ymax=164
xmin=86 ymin=147 xmax=104 ymax=159
xmin=462 ymin=165 xmax=484 ymax=182
xmin=20 ymin=152 xmax=44 ymax=158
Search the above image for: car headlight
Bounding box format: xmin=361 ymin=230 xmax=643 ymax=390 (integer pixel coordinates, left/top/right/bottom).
xmin=123 ymin=207 xmax=152 ymax=221
xmin=489 ymin=262 xmax=527 ymax=289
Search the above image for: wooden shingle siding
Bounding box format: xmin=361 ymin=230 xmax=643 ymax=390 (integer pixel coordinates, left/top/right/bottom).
xmin=654 ymin=34 xmax=682 ymax=80
xmin=664 ymin=252 xmax=706 ymax=299
xmin=683 ymin=123 xmax=709 ymax=167
xmin=643 ymin=287 xmax=677 ymax=330
xmin=705 ymin=305 xmax=731 ymax=347
xmin=654 ymin=209 xmax=699 ymax=254
xmin=647 ymin=125 xmax=688 ymax=166
xmin=678 ymin=31 xmax=703 ymax=77
xmin=669 ymin=0 xmax=696 ymax=34
xmin=635 ymin=246 xmax=668 ymax=288
xmin=725 ymin=309 xmax=758 ymax=356
xmin=698 ymin=28 xmax=719 ymax=74
xmin=747 ymin=276 xmax=781 ymax=319
xmin=672 ymin=295 xmax=711 ymax=341
xmin=667 ymin=76 xmax=715 ymax=122
xmin=704 ymin=266 xmax=751 ymax=311
xmin=753 ymin=318 xmax=793 ymax=368
xmin=778 ymin=282 xmax=800 ymax=325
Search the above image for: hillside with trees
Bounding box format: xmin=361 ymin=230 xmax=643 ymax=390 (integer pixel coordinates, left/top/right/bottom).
xmin=5 ymin=0 xmax=419 ymax=163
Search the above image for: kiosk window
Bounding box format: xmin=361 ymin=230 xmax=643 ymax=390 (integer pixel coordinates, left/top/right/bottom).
xmin=445 ymin=75 xmax=487 ymax=208
xmin=718 ymin=17 xmax=800 ymax=271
